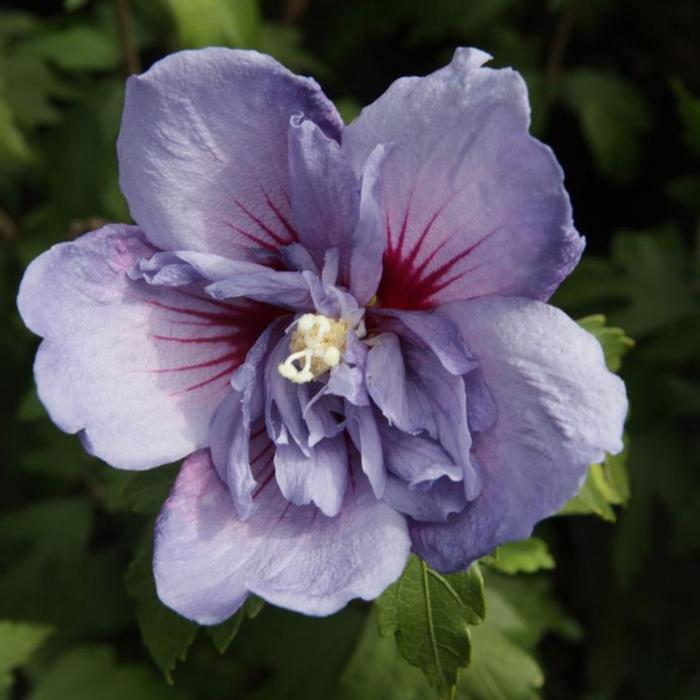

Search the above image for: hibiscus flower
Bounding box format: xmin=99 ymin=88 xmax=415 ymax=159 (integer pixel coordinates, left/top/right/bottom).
xmin=17 ymin=47 xmax=627 ymax=624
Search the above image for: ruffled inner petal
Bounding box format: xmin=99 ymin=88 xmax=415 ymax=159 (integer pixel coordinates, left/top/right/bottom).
xmin=274 ymin=435 xmax=348 ymax=517
xmin=287 ymin=115 xmax=360 ymax=280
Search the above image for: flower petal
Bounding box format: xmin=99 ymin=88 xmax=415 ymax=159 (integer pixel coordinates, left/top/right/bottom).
xmin=209 ymin=392 xmax=257 ymax=518
xmin=133 ymin=249 xmax=275 ymax=287
xmin=345 ymin=402 xmax=386 ymax=498
xmin=349 ymin=145 xmax=390 ymax=305
xmin=205 ymin=261 xmax=316 ymax=310
xmin=288 ymin=116 xmax=360 ymax=279
xmin=464 ymin=368 xmax=497 ymax=433
xmin=154 ymin=450 xmax=411 ymax=623
xmin=373 ymin=307 xmax=476 ymax=375
xmin=299 ymin=387 xmax=345 ymax=447
xmin=17 ymin=225 xmax=275 ymax=470
xmin=343 ymin=47 xmax=583 ymax=309
xmin=209 ymin=322 xmax=283 ymax=519
xmin=265 ymin=333 xmax=312 ymax=454
xmin=379 ymin=423 xmax=462 ymax=486
xmin=118 ymin=48 xmax=342 ymax=257
xmin=410 ymin=296 xmax=628 ymax=572
xmin=365 ymin=333 xmax=430 ymax=435
xmin=403 ymin=344 xmax=479 ymax=500
xmin=383 ymin=476 xmax=466 ymax=522
xmin=274 ymin=435 xmax=348 ymax=517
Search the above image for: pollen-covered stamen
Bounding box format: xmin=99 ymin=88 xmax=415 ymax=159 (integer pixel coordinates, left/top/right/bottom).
xmin=278 ymin=313 xmax=348 ymax=384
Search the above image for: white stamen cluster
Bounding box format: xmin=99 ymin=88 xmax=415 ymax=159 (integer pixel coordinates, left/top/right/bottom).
xmin=278 ymin=313 xmax=348 ymax=384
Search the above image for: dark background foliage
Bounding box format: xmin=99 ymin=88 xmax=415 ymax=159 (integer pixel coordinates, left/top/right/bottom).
xmin=1 ymin=1 xmax=699 ymax=698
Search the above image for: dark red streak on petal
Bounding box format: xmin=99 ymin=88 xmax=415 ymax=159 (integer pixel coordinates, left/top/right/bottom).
xmin=393 ymin=196 xmax=412 ymax=258
xmin=146 ymin=299 xmax=249 ymax=327
xmin=260 ymin=186 xmax=298 ymax=240
xmin=250 ymin=424 xmax=267 ymax=442
xmin=145 ymin=297 xmax=285 ymax=394
xmin=379 ymin=208 xmax=501 ymax=309
xmin=344 ymin=434 xmax=357 ymax=496
xmin=174 ymin=290 xmax=262 ymax=314
xmin=252 ymin=469 xmax=276 ymax=500
xmin=400 ymin=186 xmax=465 ymax=271
xmin=235 ymin=200 xmax=294 ymax=247
xmin=224 ymin=222 xmax=278 ymax=252
xmin=148 ymin=297 xmax=285 ymax=333
xmin=276 ymin=501 xmax=292 ymax=523
xmin=151 ymin=333 xmax=241 ymax=344
xmin=250 ymin=440 xmax=274 ymax=465
xmin=153 ymin=350 xmax=245 ymax=374
xmin=253 ymin=456 xmax=274 ymax=478
xmin=171 ymin=363 xmax=241 ymax=395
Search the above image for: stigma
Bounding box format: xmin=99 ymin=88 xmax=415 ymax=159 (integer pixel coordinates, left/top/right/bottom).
xmin=278 ymin=313 xmax=348 ymax=384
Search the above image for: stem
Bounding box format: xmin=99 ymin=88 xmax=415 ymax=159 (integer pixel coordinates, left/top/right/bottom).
xmin=546 ymin=2 xmax=578 ymax=82
xmin=115 ymin=0 xmax=141 ymax=76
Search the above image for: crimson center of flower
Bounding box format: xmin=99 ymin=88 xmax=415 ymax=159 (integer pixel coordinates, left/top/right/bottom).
xmin=278 ymin=313 xmax=349 ymax=383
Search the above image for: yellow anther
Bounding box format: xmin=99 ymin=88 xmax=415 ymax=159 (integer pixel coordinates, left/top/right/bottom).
xmin=277 ymin=313 xmax=348 ymax=384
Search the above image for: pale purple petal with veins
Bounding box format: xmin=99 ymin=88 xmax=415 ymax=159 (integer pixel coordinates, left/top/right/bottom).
xmin=17 ymin=224 xmax=277 ymax=470
xmin=118 ymin=48 xmax=342 ymax=258
xmin=343 ymin=47 xmax=584 ymax=310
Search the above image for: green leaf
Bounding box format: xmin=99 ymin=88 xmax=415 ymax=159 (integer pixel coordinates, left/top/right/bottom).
xmin=64 ymin=0 xmax=90 ymax=11
xmin=483 ymin=538 xmax=555 ymax=575
xmin=16 ymin=388 xmax=44 ymax=421
xmin=577 ymin=315 xmax=634 ymax=372
xmin=336 ymin=612 xmax=435 ymax=700
xmin=376 ymin=556 xmax=485 ymax=698
xmin=0 ymin=620 xmax=53 ymax=692
xmin=671 ymin=79 xmax=700 ymax=156
xmin=0 ymin=76 xmax=33 ymax=167
xmin=162 ymin=0 xmax=260 ymax=48
xmin=561 ymin=70 xmax=650 ymax=181
xmin=208 ymin=596 xmax=265 ymax=654
xmin=334 ymin=97 xmax=361 ymax=124
xmin=26 ymin=646 xmax=191 ymax=700
xmin=0 ymin=496 xmax=133 ymax=636
xmin=125 ymin=537 xmax=198 ymax=682
xmin=120 ymin=464 xmax=179 ymax=515
xmin=484 ymin=572 xmax=582 ymax=649
xmin=257 ymin=24 xmax=331 ymax=78
xmin=555 ymin=228 xmax=696 ymax=338
xmin=211 ymin=604 xmax=366 ymax=700
xmin=560 ymin=441 xmax=630 ymax=521
xmin=458 ymin=618 xmax=543 ymax=700
xmin=23 ymin=26 xmax=121 ymax=72
xmin=0 ymin=47 xmax=74 ymax=131
xmin=457 ymin=572 xmax=579 ymax=699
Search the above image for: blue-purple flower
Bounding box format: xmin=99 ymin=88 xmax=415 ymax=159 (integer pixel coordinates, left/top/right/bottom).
xmin=17 ymin=47 xmax=627 ymax=624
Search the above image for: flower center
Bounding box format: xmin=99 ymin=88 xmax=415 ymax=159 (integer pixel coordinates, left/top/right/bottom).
xmin=278 ymin=313 xmax=348 ymax=384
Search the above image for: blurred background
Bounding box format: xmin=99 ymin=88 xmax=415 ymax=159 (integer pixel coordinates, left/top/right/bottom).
xmin=1 ymin=1 xmax=699 ymax=698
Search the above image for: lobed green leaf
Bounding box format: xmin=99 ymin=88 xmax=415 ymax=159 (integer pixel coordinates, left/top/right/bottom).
xmin=482 ymin=538 xmax=555 ymax=575
xmin=376 ymin=556 xmax=485 ymax=698
xmin=0 ymin=620 xmax=53 ymax=693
